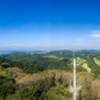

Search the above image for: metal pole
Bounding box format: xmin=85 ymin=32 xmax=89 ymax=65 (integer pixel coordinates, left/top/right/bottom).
xmin=73 ymin=58 xmax=77 ymax=100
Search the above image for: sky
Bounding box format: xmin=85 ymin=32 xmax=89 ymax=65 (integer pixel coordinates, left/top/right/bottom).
xmin=0 ymin=0 xmax=100 ymax=50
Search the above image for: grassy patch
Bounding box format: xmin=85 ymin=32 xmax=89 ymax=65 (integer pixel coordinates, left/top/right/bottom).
xmin=82 ymin=63 xmax=91 ymax=72
xmin=44 ymin=55 xmax=64 ymax=60
xmin=0 ymin=66 xmax=8 ymax=76
xmin=76 ymin=57 xmax=86 ymax=66
xmin=93 ymin=57 xmax=100 ymax=66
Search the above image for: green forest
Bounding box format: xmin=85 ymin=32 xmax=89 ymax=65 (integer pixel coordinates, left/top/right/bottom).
xmin=0 ymin=50 xmax=100 ymax=100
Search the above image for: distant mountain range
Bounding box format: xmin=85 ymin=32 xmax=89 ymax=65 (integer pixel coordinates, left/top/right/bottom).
xmin=0 ymin=49 xmax=100 ymax=55
xmin=0 ymin=50 xmax=50 ymax=55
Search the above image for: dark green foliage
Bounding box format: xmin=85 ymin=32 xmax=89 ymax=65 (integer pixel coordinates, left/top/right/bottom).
xmin=44 ymin=86 xmax=72 ymax=100
xmin=0 ymin=76 xmax=16 ymax=100
xmin=13 ymin=85 xmax=43 ymax=100
xmin=1 ymin=63 xmax=10 ymax=68
xmin=2 ymin=52 xmax=72 ymax=73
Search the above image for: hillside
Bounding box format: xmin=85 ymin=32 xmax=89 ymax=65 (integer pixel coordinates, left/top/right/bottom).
xmin=1 ymin=50 xmax=100 ymax=76
xmin=0 ymin=65 xmax=100 ymax=100
xmin=0 ymin=50 xmax=100 ymax=100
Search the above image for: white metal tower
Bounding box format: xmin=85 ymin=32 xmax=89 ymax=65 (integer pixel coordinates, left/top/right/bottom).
xmin=73 ymin=58 xmax=77 ymax=100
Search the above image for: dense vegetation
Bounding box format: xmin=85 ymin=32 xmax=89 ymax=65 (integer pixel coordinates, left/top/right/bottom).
xmin=0 ymin=50 xmax=100 ymax=100
xmin=1 ymin=50 xmax=100 ymax=76
xmin=1 ymin=51 xmax=73 ymax=73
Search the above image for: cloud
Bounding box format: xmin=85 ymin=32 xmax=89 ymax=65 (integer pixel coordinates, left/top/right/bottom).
xmin=89 ymin=30 xmax=100 ymax=38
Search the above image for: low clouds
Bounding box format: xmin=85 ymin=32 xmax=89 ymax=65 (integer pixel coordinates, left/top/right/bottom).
xmin=89 ymin=30 xmax=100 ymax=38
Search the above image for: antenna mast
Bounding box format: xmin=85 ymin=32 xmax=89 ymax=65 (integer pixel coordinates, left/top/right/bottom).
xmin=73 ymin=52 xmax=77 ymax=100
